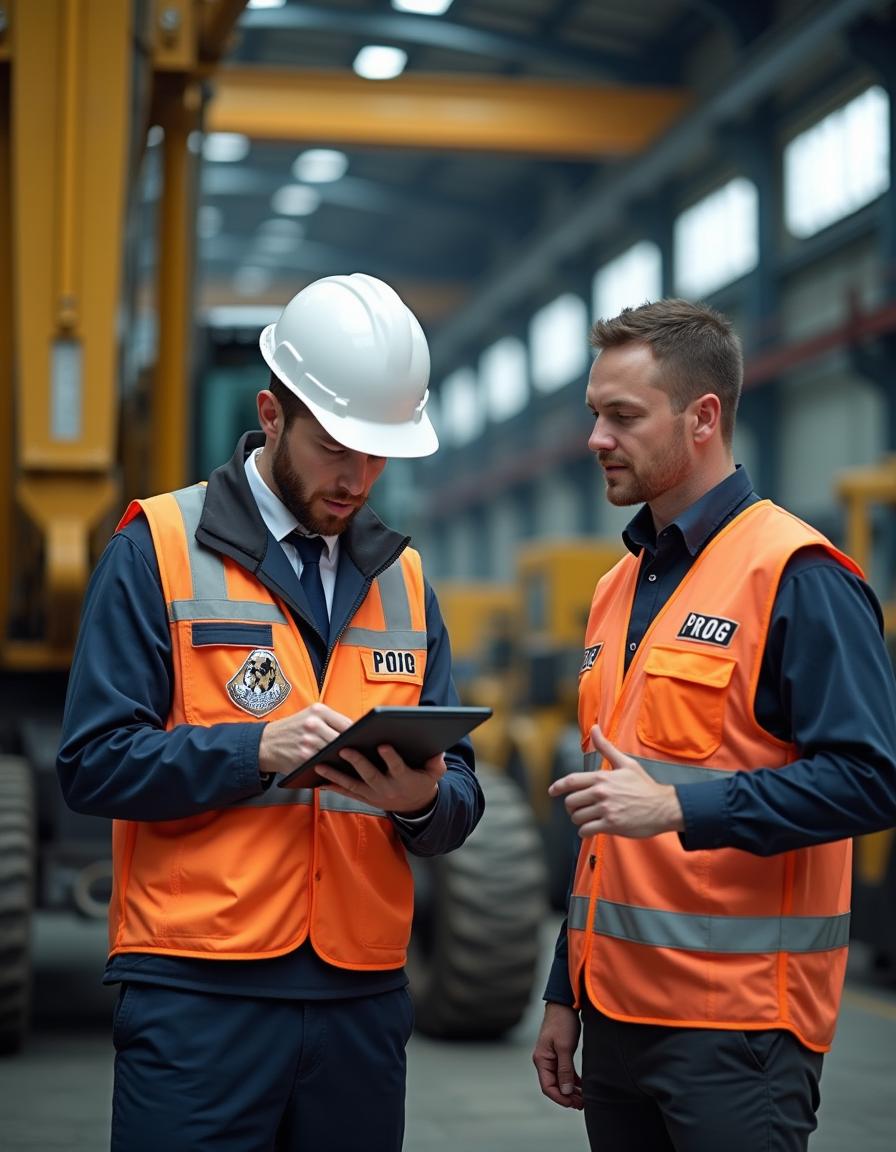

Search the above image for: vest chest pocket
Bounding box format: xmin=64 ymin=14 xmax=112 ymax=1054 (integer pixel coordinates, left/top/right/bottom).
xmin=636 ymin=645 xmax=736 ymax=760
xmin=182 ymin=623 xmax=294 ymax=722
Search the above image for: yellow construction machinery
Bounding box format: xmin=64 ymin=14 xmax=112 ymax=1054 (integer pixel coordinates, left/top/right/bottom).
xmin=0 ymin=0 xmax=251 ymax=1057
xmin=836 ymin=457 xmax=896 ymax=969
xmin=437 ymin=537 xmax=625 ymax=909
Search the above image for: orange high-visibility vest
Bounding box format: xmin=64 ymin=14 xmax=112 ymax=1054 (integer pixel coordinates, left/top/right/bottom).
xmin=569 ymin=501 xmax=860 ymax=1051
xmin=108 ymin=484 xmax=428 ymax=969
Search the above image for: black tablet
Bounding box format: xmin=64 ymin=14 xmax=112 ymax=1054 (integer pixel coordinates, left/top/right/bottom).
xmin=276 ymin=705 xmax=492 ymax=790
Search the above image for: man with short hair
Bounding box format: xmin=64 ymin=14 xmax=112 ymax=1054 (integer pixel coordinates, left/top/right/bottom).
xmin=58 ymin=273 xmax=484 ymax=1152
xmin=532 ymin=298 xmax=896 ymax=1152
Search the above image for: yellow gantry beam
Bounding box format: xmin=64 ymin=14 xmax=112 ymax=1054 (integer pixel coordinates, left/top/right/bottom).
xmin=207 ymin=68 xmax=691 ymax=158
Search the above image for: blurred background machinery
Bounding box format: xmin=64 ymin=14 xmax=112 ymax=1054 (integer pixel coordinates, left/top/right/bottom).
xmin=437 ymin=538 xmax=625 ymax=908
xmin=836 ymin=458 xmax=896 ymax=971
xmin=2 ymin=0 xmax=896 ymax=1055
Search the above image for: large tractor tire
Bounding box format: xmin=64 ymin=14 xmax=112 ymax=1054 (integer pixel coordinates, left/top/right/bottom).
xmin=0 ymin=756 xmax=35 ymax=1055
xmin=408 ymin=766 xmax=547 ymax=1039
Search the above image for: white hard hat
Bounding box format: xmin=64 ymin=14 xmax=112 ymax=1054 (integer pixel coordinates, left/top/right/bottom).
xmin=259 ymin=273 xmax=438 ymax=458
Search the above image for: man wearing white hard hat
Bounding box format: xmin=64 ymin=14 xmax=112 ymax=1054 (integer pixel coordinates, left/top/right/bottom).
xmin=58 ymin=274 xmax=485 ymax=1152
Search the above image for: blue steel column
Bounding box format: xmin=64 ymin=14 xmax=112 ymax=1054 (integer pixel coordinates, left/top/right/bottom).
xmin=846 ymin=19 xmax=896 ymax=449
xmin=726 ymin=105 xmax=782 ymax=500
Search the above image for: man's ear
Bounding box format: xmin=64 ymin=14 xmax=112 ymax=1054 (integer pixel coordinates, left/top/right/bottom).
xmin=257 ymin=389 xmax=281 ymax=436
xmin=691 ymin=393 xmax=722 ymax=443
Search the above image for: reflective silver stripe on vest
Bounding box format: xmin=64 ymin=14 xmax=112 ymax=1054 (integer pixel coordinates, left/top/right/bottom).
xmin=583 ymin=750 xmax=729 ymax=785
xmin=169 ymin=599 xmax=287 ymax=623
xmin=174 ymin=487 xmax=227 ymax=600
xmin=567 ymin=895 xmax=850 ymax=953
xmin=319 ymin=791 xmax=387 ymax=818
xmin=569 ymin=894 xmax=590 ymax=931
xmin=232 ymin=787 xmax=315 ymax=809
xmin=231 ymin=787 xmax=386 ymax=818
xmin=341 ymin=560 xmax=425 ymax=648
xmin=167 ymin=486 xmax=288 ymax=625
xmin=340 ymin=628 xmax=427 ymax=648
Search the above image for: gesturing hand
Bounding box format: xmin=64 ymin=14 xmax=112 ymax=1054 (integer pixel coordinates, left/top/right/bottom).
xmin=548 ymin=724 xmax=684 ymax=839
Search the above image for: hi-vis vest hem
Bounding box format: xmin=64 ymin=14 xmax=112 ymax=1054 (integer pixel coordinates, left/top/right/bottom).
xmin=569 ymin=501 xmax=858 ymax=1052
xmin=108 ymin=484 xmax=428 ymax=970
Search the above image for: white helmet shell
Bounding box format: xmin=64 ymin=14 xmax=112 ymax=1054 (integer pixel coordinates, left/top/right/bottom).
xmin=259 ymin=273 xmax=438 ymax=458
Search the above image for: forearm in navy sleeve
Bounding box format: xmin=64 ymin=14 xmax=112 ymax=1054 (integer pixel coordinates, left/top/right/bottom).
xmin=678 ymin=560 xmax=896 ymax=855
xmin=543 ymin=916 xmax=576 ymax=1005
xmin=543 ymin=827 xmax=579 ymax=1003
xmin=390 ymin=580 xmax=485 ymax=857
xmin=57 ymin=522 xmax=265 ymax=821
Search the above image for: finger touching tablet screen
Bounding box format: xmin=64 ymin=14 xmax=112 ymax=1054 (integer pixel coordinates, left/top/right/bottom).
xmin=277 ymin=705 xmax=492 ymax=790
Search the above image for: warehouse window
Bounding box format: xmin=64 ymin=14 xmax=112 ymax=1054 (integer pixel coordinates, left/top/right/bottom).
xmin=674 ymin=177 xmax=758 ymax=298
xmin=593 ymin=241 xmax=662 ymax=320
xmin=440 ymin=367 xmax=484 ymax=446
xmin=481 ymin=337 xmax=528 ymax=422
xmin=784 ymin=86 xmax=890 ymax=239
xmin=530 ymin=293 xmax=590 ymax=393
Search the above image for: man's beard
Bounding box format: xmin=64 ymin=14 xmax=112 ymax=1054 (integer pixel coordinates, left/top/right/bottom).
xmin=602 ymin=417 xmax=690 ymax=507
xmin=271 ymin=434 xmax=360 ymax=536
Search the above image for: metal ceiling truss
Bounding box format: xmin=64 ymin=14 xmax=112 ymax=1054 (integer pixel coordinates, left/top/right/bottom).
xmin=428 ymin=0 xmax=891 ymax=373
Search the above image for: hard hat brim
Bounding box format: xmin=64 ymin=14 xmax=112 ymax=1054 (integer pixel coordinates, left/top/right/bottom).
xmin=310 ymin=399 xmax=439 ymax=459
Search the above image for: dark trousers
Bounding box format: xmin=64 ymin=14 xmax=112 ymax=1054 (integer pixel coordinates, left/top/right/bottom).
xmin=111 ymin=983 xmax=415 ymax=1152
xmin=581 ymin=999 xmax=824 ymax=1152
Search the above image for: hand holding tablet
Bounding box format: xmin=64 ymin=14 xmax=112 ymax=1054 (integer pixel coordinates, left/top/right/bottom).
xmin=277 ymin=705 xmax=492 ymax=790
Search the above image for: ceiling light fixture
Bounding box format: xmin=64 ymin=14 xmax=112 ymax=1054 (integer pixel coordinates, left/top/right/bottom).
xmin=271 ymin=184 xmax=321 ymax=216
xmin=353 ymin=45 xmax=408 ymax=81
xmin=292 ymin=148 xmax=349 ymax=184
xmin=392 ymin=0 xmax=454 ymax=14
xmin=202 ymin=133 xmax=250 ymax=163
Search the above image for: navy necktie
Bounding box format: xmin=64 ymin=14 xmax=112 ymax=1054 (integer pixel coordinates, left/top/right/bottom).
xmin=287 ymin=532 xmax=329 ymax=641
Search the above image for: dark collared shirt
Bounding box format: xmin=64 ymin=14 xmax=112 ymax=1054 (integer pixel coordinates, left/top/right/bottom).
xmin=545 ymin=466 xmax=896 ymax=1005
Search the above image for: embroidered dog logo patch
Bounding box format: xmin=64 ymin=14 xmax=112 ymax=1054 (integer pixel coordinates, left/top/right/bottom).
xmin=227 ymin=649 xmax=292 ymax=716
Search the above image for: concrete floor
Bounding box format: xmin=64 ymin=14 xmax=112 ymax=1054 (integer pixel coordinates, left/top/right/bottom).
xmin=0 ymin=912 xmax=894 ymax=1150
